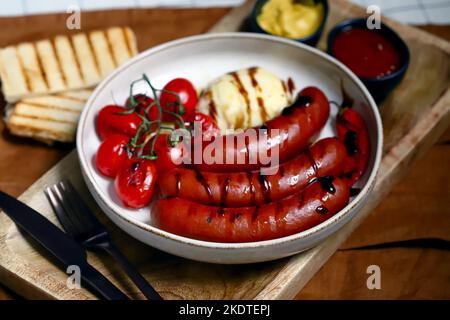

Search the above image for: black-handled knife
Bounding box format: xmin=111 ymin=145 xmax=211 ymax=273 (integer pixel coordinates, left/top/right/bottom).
xmin=0 ymin=190 xmax=129 ymax=300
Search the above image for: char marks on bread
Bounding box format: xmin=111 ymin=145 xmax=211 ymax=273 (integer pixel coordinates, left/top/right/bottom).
xmin=1 ymin=27 xmax=139 ymax=143
xmin=0 ymin=26 xmax=138 ymax=103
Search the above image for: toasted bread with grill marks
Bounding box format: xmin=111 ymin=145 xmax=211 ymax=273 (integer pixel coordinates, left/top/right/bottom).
xmin=0 ymin=26 xmax=138 ymax=103
xmin=5 ymin=89 xmax=93 ymax=144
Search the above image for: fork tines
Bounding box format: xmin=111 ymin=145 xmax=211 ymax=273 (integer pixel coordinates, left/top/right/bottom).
xmin=44 ymin=180 xmax=104 ymax=239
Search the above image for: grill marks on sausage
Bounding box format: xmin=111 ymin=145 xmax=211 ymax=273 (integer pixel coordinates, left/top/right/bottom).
xmin=229 ymin=212 xmax=236 ymax=223
xmin=281 ymin=94 xmax=312 ymax=116
xmin=201 ymin=174 xmax=335 ymax=223
xmin=203 ymin=173 xmax=335 ymax=224
xmin=246 ymin=172 xmax=257 ymax=204
xmin=194 ymin=169 xmax=213 ymax=202
xmin=257 ymin=172 xmax=272 ymax=203
xmin=315 ymin=176 xmax=336 ymax=215
xmin=221 ymin=176 xmax=231 ymax=206
xmin=164 ymin=140 xmax=343 ymax=208
xmin=155 ymin=176 xmax=350 ymax=242
xmin=252 ymin=206 xmax=260 ymax=222
xmin=244 ymin=135 xmax=250 ymax=166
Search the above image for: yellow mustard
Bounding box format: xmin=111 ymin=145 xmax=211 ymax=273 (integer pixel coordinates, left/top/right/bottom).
xmin=257 ymin=0 xmax=324 ymax=39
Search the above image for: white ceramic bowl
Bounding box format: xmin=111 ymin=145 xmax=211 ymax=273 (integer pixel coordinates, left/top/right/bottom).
xmin=77 ymin=33 xmax=382 ymax=264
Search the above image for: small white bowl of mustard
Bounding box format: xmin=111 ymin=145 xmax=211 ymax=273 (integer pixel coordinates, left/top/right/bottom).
xmin=250 ymin=0 xmax=328 ymax=47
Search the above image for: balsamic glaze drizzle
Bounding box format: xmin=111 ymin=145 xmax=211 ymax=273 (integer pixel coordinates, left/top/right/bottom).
xmin=281 ymin=95 xmax=312 ymax=116
xmin=344 ymin=130 xmax=358 ymax=156
xmin=316 ymin=206 xmax=329 ymax=215
xmin=230 ymin=72 xmax=251 ymax=127
xmin=317 ymin=176 xmax=336 ymax=194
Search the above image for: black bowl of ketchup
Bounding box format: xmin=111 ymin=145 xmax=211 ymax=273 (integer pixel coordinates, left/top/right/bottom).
xmin=327 ymin=18 xmax=409 ymax=103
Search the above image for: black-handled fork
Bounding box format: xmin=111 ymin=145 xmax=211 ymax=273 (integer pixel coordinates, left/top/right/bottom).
xmin=45 ymin=180 xmax=162 ymax=300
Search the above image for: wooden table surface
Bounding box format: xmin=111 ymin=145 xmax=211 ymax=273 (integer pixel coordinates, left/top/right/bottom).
xmin=0 ymin=7 xmax=449 ymax=300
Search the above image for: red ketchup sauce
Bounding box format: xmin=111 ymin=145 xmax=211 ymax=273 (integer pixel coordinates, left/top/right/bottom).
xmin=332 ymin=28 xmax=401 ymax=79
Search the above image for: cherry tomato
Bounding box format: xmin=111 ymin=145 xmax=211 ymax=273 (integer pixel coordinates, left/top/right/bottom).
xmin=114 ymin=158 xmax=157 ymax=208
xmin=97 ymin=105 xmax=142 ymax=140
xmin=125 ymin=94 xmax=159 ymax=120
xmin=191 ymin=112 xmax=220 ymax=141
xmin=95 ymin=134 xmax=130 ymax=178
xmin=144 ymin=133 xmax=189 ymax=173
xmin=160 ymin=78 xmax=198 ymax=122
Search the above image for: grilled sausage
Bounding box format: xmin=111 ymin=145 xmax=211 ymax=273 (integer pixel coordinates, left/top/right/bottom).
xmin=160 ymin=138 xmax=347 ymax=207
xmin=153 ymin=176 xmax=350 ymax=243
xmin=190 ymin=87 xmax=330 ymax=172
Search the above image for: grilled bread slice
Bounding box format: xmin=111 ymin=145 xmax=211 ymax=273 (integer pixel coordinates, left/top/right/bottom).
xmin=0 ymin=26 xmax=138 ymax=102
xmin=5 ymin=89 xmax=93 ymax=144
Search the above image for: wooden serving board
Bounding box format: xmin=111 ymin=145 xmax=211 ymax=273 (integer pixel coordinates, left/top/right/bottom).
xmin=0 ymin=0 xmax=449 ymax=300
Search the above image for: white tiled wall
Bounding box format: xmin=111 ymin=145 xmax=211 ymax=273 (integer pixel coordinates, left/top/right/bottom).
xmin=1 ymin=0 xmax=449 ymax=25
xmin=352 ymin=0 xmax=450 ymax=24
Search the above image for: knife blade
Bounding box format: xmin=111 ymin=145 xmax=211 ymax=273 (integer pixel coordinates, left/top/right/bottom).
xmin=0 ymin=190 xmax=129 ymax=300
